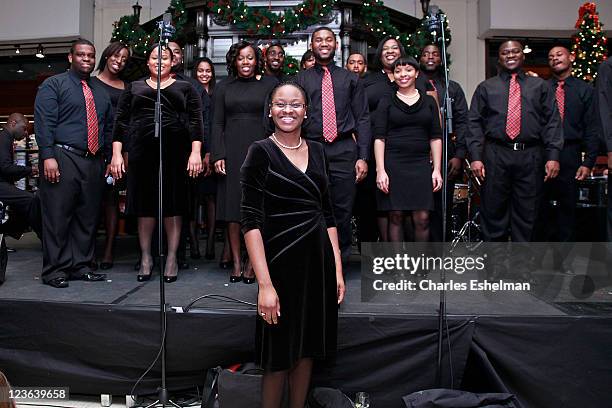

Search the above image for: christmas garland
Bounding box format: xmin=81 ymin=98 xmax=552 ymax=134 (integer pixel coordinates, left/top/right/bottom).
xmin=111 ymin=0 xmax=451 ymax=63
xmin=111 ymin=0 xmax=187 ymax=56
xmin=571 ymin=2 xmax=607 ymax=82
xmin=207 ymin=0 xmax=337 ymax=36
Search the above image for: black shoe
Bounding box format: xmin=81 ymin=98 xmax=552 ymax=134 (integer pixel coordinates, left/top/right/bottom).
xmin=45 ymin=277 xmax=69 ymax=288
xmin=220 ymin=260 xmax=233 ymax=269
xmin=229 ymin=274 xmax=242 ymax=283
xmin=137 ymin=273 xmax=151 ymax=282
xmin=164 ymin=275 xmax=177 ymax=283
xmin=76 ymin=272 xmax=107 ymax=282
xmin=190 ymin=247 xmax=201 ymax=260
xmin=100 ymin=262 xmax=113 ymax=270
xmin=242 ymin=276 xmax=256 ymax=284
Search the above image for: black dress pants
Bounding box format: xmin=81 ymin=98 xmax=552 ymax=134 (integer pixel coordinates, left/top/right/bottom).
xmin=535 ymin=142 xmax=581 ymax=242
xmin=481 ymin=142 xmax=544 ymax=242
xmin=353 ymin=158 xmax=379 ymax=246
xmin=39 ymin=146 xmax=104 ymax=282
xmin=320 ymin=137 xmax=358 ymax=264
xmin=608 ymin=173 xmax=612 ymax=242
xmin=430 ymin=178 xmax=456 ymax=242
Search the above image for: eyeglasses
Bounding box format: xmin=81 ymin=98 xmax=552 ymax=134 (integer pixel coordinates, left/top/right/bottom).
xmin=271 ymin=102 xmax=306 ymax=110
xmin=267 ymin=51 xmax=285 ymax=57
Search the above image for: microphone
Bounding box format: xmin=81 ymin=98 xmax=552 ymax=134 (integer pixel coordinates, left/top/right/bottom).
xmin=425 ymin=5 xmax=442 ymax=38
xmin=159 ymin=12 xmax=176 ymax=42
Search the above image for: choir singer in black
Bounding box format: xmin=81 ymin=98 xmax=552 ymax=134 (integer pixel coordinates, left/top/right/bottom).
xmin=534 ymin=45 xmax=599 ymax=246
xmin=296 ymin=27 xmax=371 ymax=267
xmin=467 ymin=40 xmax=563 ymax=243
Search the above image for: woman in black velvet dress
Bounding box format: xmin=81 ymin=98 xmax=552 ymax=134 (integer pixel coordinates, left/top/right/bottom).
xmin=211 ymin=40 xmax=277 ymax=283
xmin=242 ymin=82 xmax=345 ymax=408
xmin=374 ymin=57 xmax=442 ymax=242
xmin=110 ymin=44 xmax=203 ymax=282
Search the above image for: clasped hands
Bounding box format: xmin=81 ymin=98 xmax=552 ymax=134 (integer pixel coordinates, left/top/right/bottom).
xmin=109 ymin=151 xmax=203 ymax=180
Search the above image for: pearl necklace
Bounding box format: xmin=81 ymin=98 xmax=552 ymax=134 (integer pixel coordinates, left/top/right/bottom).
xmin=271 ymin=133 xmax=302 ymax=150
xmin=148 ymin=76 xmax=172 ymax=87
xmin=397 ymin=89 xmax=420 ymax=106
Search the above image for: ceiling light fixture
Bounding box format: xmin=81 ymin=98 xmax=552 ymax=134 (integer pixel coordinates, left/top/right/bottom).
xmin=523 ymin=44 xmax=532 ymax=54
xmin=15 ymin=45 xmax=20 ymax=54
xmin=17 ymin=64 xmax=24 ymax=74
xmin=35 ymin=44 xmax=45 ymax=58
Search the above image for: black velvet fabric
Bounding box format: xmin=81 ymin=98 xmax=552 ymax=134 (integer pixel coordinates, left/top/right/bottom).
xmin=211 ymin=75 xmax=278 ymax=222
xmin=374 ymin=92 xmax=442 ymax=211
xmin=113 ymin=79 xmax=204 ymax=217
xmin=241 ymin=138 xmax=338 ymax=371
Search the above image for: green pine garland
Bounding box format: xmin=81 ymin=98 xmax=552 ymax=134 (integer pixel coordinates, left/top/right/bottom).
xmin=111 ymin=0 xmax=451 ymax=63
xmin=111 ymin=0 xmax=188 ymax=56
xmin=207 ymin=0 xmax=337 ymax=36
xmin=571 ymin=2 xmax=608 ymax=82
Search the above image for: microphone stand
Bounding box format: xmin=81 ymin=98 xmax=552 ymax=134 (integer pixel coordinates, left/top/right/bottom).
xmin=430 ymin=10 xmax=453 ymax=388
xmin=144 ymin=14 xmax=180 ymax=408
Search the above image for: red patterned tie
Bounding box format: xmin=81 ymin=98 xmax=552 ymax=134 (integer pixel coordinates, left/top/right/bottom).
xmin=81 ymin=80 xmax=99 ymax=154
xmin=429 ymin=79 xmax=437 ymax=93
xmin=505 ymin=73 xmax=521 ymax=140
xmin=321 ymin=66 xmax=337 ymax=143
xmin=555 ymin=80 xmax=565 ymax=121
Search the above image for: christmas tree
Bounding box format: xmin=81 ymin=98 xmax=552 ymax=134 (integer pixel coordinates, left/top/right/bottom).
xmin=571 ymin=2 xmax=608 ymax=82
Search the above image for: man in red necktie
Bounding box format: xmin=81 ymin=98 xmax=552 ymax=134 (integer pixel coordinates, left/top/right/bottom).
xmin=467 ymin=40 xmax=563 ymax=242
xmin=35 ymin=39 xmax=113 ymax=288
xmin=533 ymin=46 xmax=599 ymax=252
xmin=296 ymin=27 xmax=371 ymax=268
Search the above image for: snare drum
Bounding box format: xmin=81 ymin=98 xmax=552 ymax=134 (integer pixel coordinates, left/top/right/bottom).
xmin=453 ymin=183 xmax=469 ymax=203
xmin=576 ymin=176 xmax=608 ymax=208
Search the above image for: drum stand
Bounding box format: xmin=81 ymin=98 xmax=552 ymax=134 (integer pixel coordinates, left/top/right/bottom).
xmin=450 ymin=161 xmax=482 ymax=251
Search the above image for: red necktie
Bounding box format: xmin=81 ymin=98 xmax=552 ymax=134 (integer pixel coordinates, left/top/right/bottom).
xmin=429 ymin=79 xmax=437 ymax=93
xmin=555 ymin=80 xmax=565 ymax=121
xmin=505 ymin=73 xmax=521 ymax=140
xmin=321 ymin=66 xmax=338 ymax=143
xmin=81 ymin=80 xmax=99 ymax=154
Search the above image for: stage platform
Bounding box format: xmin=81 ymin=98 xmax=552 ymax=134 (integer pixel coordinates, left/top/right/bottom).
xmin=1 ymin=233 xmax=611 ymax=408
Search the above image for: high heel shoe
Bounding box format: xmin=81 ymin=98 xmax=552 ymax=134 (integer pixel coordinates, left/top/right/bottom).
xmin=137 ymin=273 xmax=151 ymax=282
xmin=190 ymin=245 xmax=201 ymax=260
xmin=164 ymin=260 xmax=178 ymax=283
xmin=137 ymin=256 xmax=153 ymax=282
xmin=242 ymin=276 xmax=256 ymax=284
xmin=229 ymin=274 xmax=243 ymax=283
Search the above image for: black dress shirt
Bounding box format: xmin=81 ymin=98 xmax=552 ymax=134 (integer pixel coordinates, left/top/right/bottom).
xmin=548 ymin=76 xmax=599 ymax=168
xmin=595 ymin=59 xmax=612 ymax=152
xmin=34 ymin=70 xmax=113 ymax=161
xmin=296 ymin=63 xmax=372 ymax=158
xmin=0 ymin=129 xmax=31 ymax=183
xmin=416 ymin=73 xmax=469 ymax=159
xmin=467 ymin=70 xmax=563 ymax=162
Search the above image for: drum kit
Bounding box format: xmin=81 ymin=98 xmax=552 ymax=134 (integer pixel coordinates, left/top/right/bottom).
xmin=449 ymin=159 xmax=483 ymax=247
xmin=449 ymin=163 xmax=609 ymax=245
